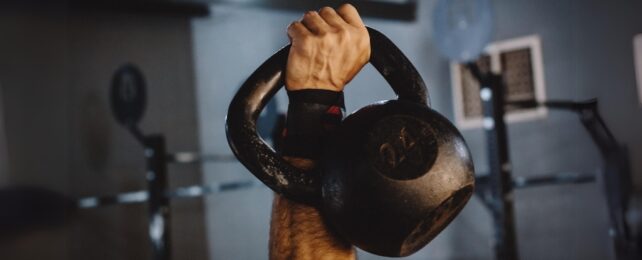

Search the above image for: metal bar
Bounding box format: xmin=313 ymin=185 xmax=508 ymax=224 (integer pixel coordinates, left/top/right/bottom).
xmin=144 ymin=135 xmax=172 ymax=260
xmin=506 ymin=99 xmax=597 ymax=112
xmin=473 ymin=175 xmax=494 ymax=212
xmin=482 ymin=78 xmax=519 ymax=260
xmin=579 ymin=108 xmax=619 ymax=156
xmin=166 ymin=152 xmax=237 ymax=164
xmin=76 ymin=179 xmax=262 ymax=209
xmin=77 ymin=190 xmax=149 ymax=209
xmin=468 ymin=62 xmax=519 ymax=260
xmin=167 ymin=180 xmax=260 ymax=199
xmin=512 ymin=172 xmax=595 ymax=189
xmin=507 ymin=99 xmax=619 ymax=155
xmin=476 ymin=171 xmax=596 ymax=192
xmin=543 ymin=99 xmax=596 ymax=111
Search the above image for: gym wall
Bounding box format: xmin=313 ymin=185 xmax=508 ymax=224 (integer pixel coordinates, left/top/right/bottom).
xmin=0 ymin=3 xmax=207 ymax=260
xmin=192 ymin=6 xmax=291 ymax=259
xmin=0 ymin=86 xmax=8 ymax=186
xmin=192 ymin=0 xmax=641 ymax=259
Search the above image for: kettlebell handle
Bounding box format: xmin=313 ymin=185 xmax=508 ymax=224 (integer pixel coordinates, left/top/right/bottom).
xmin=367 ymin=27 xmax=429 ymax=106
xmin=226 ymin=27 xmax=429 ymax=205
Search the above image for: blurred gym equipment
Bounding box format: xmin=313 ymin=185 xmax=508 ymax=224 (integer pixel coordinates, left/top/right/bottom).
xmin=468 ymin=62 xmax=642 ymax=260
xmin=105 ymin=63 xmax=269 ymax=260
xmin=432 ymin=1 xmax=642 ymax=259
xmin=506 ymin=98 xmax=642 ymax=260
xmin=0 ymin=63 xmax=269 ymax=260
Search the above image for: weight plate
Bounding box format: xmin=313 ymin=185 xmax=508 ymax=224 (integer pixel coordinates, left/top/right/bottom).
xmin=110 ymin=63 xmax=146 ymax=126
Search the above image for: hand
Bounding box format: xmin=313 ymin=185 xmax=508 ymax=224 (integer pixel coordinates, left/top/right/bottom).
xmin=285 ymin=4 xmax=371 ymax=92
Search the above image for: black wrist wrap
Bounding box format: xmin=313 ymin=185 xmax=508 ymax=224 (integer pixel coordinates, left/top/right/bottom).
xmin=282 ymin=89 xmax=345 ymax=159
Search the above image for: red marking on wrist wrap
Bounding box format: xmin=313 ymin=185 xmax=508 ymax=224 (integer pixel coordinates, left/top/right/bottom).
xmin=326 ymin=105 xmax=343 ymax=116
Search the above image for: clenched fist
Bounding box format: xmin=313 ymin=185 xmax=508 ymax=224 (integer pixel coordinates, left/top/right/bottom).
xmin=285 ymin=4 xmax=371 ymax=92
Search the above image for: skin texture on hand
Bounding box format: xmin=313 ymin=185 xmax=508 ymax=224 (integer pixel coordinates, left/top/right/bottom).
xmin=285 ymin=4 xmax=371 ymax=92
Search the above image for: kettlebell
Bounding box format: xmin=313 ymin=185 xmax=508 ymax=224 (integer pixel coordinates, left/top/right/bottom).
xmin=226 ymin=27 xmax=475 ymax=257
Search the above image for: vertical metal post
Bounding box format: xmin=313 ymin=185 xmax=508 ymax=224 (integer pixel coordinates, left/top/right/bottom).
xmin=480 ymin=75 xmax=519 ymax=260
xmin=144 ymin=135 xmax=171 ymax=260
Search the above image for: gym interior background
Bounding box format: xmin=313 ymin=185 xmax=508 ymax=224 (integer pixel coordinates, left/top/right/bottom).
xmin=1 ymin=0 xmax=641 ymax=259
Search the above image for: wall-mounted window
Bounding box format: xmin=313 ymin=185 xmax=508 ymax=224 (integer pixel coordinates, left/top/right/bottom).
xmin=450 ymin=35 xmax=547 ymax=129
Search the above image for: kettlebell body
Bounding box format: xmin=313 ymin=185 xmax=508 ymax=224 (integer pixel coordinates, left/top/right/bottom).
xmin=226 ymin=27 xmax=475 ymax=257
xmin=321 ymin=100 xmax=474 ymax=256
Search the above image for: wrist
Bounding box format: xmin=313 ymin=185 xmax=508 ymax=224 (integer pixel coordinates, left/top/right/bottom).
xmin=287 ymin=89 xmax=345 ymax=107
xmin=285 ymin=79 xmax=344 ymax=92
xmin=281 ymin=89 xmax=345 ymax=159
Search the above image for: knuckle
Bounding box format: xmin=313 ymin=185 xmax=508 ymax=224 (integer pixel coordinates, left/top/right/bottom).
xmin=288 ymin=21 xmax=299 ymax=28
xmin=336 ymin=27 xmax=350 ymax=38
xmin=337 ymin=3 xmax=354 ymax=12
xmin=323 ymin=33 xmax=338 ymax=42
xmin=321 ymin=37 xmax=333 ymax=47
xmin=336 ymin=26 xmax=348 ymax=34
xmin=319 ymin=6 xmax=334 ymax=14
xmin=298 ymin=35 xmax=313 ymax=44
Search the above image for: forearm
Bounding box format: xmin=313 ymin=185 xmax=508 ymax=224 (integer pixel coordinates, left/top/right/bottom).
xmin=268 ymin=91 xmax=355 ymax=260
xmin=269 ymin=168 xmax=354 ymax=260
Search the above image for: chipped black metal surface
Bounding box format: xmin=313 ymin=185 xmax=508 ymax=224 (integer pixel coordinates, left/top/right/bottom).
xmin=226 ymin=27 xmax=430 ymax=205
xmin=320 ymin=100 xmax=475 ymax=256
xmin=364 ymin=114 xmax=438 ymax=180
xmin=368 ymin=28 xmax=429 ymax=106
xmin=226 ymin=44 xmax=322 ymax=205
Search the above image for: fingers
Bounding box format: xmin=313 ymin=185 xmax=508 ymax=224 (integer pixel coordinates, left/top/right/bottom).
xmin=337 ymin=4 xmax=364 ymax=27
xmin=298 ymin=4 xmax=364 ymax=35
xmin=301 ymin=11 xmax=331 ymax=34
xmin=287 ymin=21 xmax=311 ymax=40
xmin=318 ymin=6 xmax=347 ymax=28
xmin=290 ymin=4 xmax=365 ymax=46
